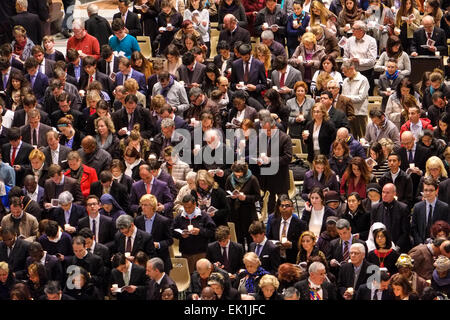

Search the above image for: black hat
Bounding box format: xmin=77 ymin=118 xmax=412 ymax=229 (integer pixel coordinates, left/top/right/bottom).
xmin=325 ymin=190 xmax=341 ymax=204
xmin=366 ymin=183 xmax=382 ymax=194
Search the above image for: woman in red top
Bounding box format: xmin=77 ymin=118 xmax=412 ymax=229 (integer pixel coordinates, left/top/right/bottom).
xmin=340 ymin=157 xmax=375 ymax=199
xmin=64 ymin=151 xmax=98 ymax=198
xmin=367 ymin=228 xmax=400 ymax=276
xmin=242 ymin=0 xmax=266 ymax=36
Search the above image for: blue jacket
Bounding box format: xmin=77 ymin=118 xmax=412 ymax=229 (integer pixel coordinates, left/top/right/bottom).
xmin=0 ymin=162 xmax=15 ymax=187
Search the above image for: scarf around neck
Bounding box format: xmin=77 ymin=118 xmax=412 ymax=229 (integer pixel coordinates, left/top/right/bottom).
xmin=244 ymin=267 xmax=269 ymax=293
xmin=230 ymin=169 xmax=252 ymax=190
xmin=385 ymin=70 xmax=399 ymax=81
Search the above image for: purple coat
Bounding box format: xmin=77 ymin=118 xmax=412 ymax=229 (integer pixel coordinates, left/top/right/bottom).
xmin=301 ymin=170 xmax=340 ymax=201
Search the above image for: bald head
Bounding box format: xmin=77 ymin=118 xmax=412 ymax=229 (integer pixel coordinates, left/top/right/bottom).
xmin=223 ymin=14 xmax=237 ymax=31
xmin=401 ymin=131 xmax=415 ymax=150
xmin=337 ymin=128 xmax=349 ymax=141
xmin=382 ymin=183 xmax=396 ymax=203
xmin=441 ymin=240 xmax=450 ymax=258
xmin=196 ymin=259 xmax=213 ymax=274
xmin=422 ymin=15 xmax=435 ymax=32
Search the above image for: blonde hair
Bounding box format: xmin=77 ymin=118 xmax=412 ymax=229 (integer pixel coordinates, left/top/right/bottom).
xmin=13 ymin=25 xmax=27 ymax=37
xmin=86 ymin=90 xmax=101 ymax=103
xmin=312 ymin=102 xmax=330 ymax=121
xmin=259 ymin=274 xmax=280 ymax=289
xmin=0 ymin=262 xmax=9 ymax=273
xmin=140 ymin=194 xmax=158 ymax=208
xmin=425 ymin=156 xmax=448 ymax=178
xmin=28 ymin=149 xmax=45 ymax=162
xmin=243 ymin=252 xmax=261 ymax=267
xmin=252 ymin=44 xmax=271 ymax=72
xmin=302 ymin=32 xmax=317 ymax=45
xmin=42 ymin=35 xmax=55 ymax=43
xmin=310 ymin=0 xmax=333 ymax=25
xmin=124 ymin=78 xmax=139 ymax=92
xmin=95 ymin=116 xmax=116 ymax=134
xmin=150 ymin=94 xmax=166 ymax=112
xmin=196 ymin=169 xmax=218 ymax=189
xmin=297 ymin=231 xmax=317 ymax=250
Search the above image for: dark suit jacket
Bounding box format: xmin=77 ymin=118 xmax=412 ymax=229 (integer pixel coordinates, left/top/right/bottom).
xmin=111 ymin=106 xmax=155 ymax=139
xmin=337 ymin=260 xmax=375 ymax=297
xmin=218 ymin=26 xmax=251 ymax=47
xmin=328 ymin=106 xmax=350 ymax=131
xmin=354 ymin=283 xmax=395 ymax=300
xmin=370 ymin=200 xmax=411 ymax=252
xmin=378 ymin=73 xmax=404 ymax=109
xmin=26 ymin=72 xmax=49 ymax=103
xmin=78 ymin=215 xmax=116 ymax=248
xmin=78 ymin=70 xmax=113 ymax=96
xmin=249 ymin=239 xmax=281 ymax=274
xmin=304 ymin=120 xmax=337 ymax=162
xmin=411 ymin=200 xmax=449 ymax=246
xmin=12 ymin=12 xmax=42 ymax=45
xmin=411 ymin=26 xmax=447 ymax=56
xmin=113 ymin=228 xmax=156 ymax=259
xmin=97 ymin=56 xmax=120 ymax=76
xmin=268 ymin=215 xmax=307 ymax=263
xmin=114 ymin=69 xmax=147 ymax=95
xmin=378 ymin=169 xmax=414 ymax=209
xmin=129 ymin=179 xmax=174 ymax=219
xmin=112 ymin=10 xmax=142 ymax=38
xmin=26 ymin=253 xmax=63 ymax=283
xmin=20 ymin=123 xmax=53 ymax=148
xmin=41 ymin=58 xmax=56 ymax=79
xmin=0 ymin=238 xmax=30 ymax=279
xmin=43 ymin=175 xmax=84 ymax=205
xmin=92 ymin=241 xmax=110 ymax=270
xmin=438 ymin=179 xmax=450 ymax=205
xmin=110 ymin=263 xmax=147 ymax=300
xmin=301 ymin=206 xmax=336 ymax=236
xmin=294 ymin=279 xmax=337 ymax=300
xmin=51 ymin=203 xmax=87 ymax=229
xmin=145 ymin=274 xmax=178 ymax=300
xmin=1 ymin=141 xmax=34 ymax=186
xmin=28 ymin=0 xmax=49 ymax=22
xmin=68 ymin=251 xmax=104 ymax=289
xmin=206 ymin=241 xmax=245 ymax=275
xmin=326 ymin=237 xmax=368 ymax=263
xmin=0 ymin=126 xmax=8 ymax=147
xmin=177 ymin=62 xmax=206 ymax=87
xmin=396 ymin=144 xmax=431 ymax=173
xmin=134 ymin=213 xmax=173 ymax=273
xmin=270 ymin=67 xmax=303 ymax=101
xmin=12 ymin=108 xmax=51 ymax=128
xmin=90 ymin=180 xmax=130 ymax=214
xmin=22 ymin=186 xmax=44 ymax=204
xmin=42 ymin=144 xmax=71 ymax=170
xmin=213 ymin=53 xmax=234 ymax=74
xmin=231 ymin=58 xmax=267 ymax=97
xmin=85 ymin=13 xmax=113 ymax=47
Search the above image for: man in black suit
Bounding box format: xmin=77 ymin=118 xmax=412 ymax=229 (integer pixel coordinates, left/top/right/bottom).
xmin=411 ymin=177 xmax=450 ymax=246
xmin=28 ymin=0 xmax=49 ymax=24
xmin=40 ymin=281 xmax=76 ymax=300
xmin=438 ymin=178 xmax=450 ymax=205
xmin=395 ymin=131 xmax=431 ymax=202
xmin=411 ymin=15 xmax=447 ymax=56
xmin=112 ymin=94 xmax=156 ymax=139
xmin=149 ymin=117 xmax=186 ymax=163
xmin=148 ymin=158 xmax=177 ymax=199
xmin=43 ymin=164 xmax=84 ymax=208
xmin=378 ymin=152 xmax=414 ymax=209
xmin=42 ymin=131 xmax=71 ymax=170
xmin=113 ymin=0 xmax=142 ymax=38
xmin=69 ymin=236 xmax=105 ymax=290
xmin=85 ymin=4 xmax=113 ymax=47
xmin=77 ymin=195 xmax=116 ymax=248
xmin=354 ymin=269 xmax=394 ymax=300
xmin=79 ymin=227 xmax=110 ymax=269
xmin=20 ymin=109 xmax=53 ymax=148
xmin=213 ymin=41 xmax=234 ymax=77
xmin=110 ymin=252 xmax=147 ymax=300
xmin=371 ymin=183 xmax=412 ymax=253
xmin=177 ymin=51 xmax=206 ymax=91
xmin=12 ymin=0 xmax=43 ymax=46
xmin=268 ymin=195 xmax=307 ymax=264
xmin=25 ymin=57 xmax=49 ymax=104
xmin=134 ymin=194 xmax=173 ymax=274
xmin=78 ymin=55 xmax=113 ymax=96
xmin=97 ymin=45 xmax=120 ymax=77
xmin=143 ymin=257 xmax=178 ymax=300
xmin=0 ymin=227 xmax=30 ymax=280
xmin=218 ymin=14 xmax=251 ymax=49
xmin=90 ymin=171 xmax=130 ymax=214
xmin=32 ymin=45 xmax=56 ymax=79
xmin=294 ymin=261 xmax=337 ymax=300
xmin=0 ymin=57 xmax=21 ymax=92
xmin=248 ymin=221 xmax=280 ymax=274
xmin=320 ymin=91 xmax=349 ymax=130
xmin=12 ymin=94 xmax=51 ymax=128
xmin=114 ymin=214 xmax=156 ymax=260
xmin=1 ymin=127 xmax=34 ymax=187
xmin=337 ymin=243 xmax=374 ymax=300
xmin=156 ymin=104 xmax=190 ymax=131
xmin=231 ymin=43 xmax=267 ymax=103
xmin=327 ymin=219 xmax=368 ymax=275
xmin=52 ymin=191 xmax=87 ymax=232
xmin=206 ymin=226 xmax=245 ymax=275
xmin=27 ymin=242 xmax=63 ymax=283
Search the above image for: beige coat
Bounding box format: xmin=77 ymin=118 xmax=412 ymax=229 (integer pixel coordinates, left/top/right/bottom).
xmin=1 ymin=212 xmax=38 ymax=242
xmin=395 ymin=8 xmax=421 ymax=39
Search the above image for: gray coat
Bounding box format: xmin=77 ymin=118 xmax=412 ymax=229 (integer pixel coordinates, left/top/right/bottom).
xmin=77 ymin=147 xmax=112 ymax=176
xmin=152 ymin=80 xmax=190 ymax=117
xmin=365 ymin=118 xmax=401 ymax=148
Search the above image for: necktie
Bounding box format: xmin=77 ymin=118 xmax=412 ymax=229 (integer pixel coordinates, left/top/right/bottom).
xmin=146 ymin=182 xmax=151 ymax=194
xmin=427 ymin=32 xmax=431 ymax=39
xmin=52 ymin=150 xmax=58 ymax=164
xmin=372 ymin=289 xmax=379 ymax=300
xmin=243 ymin=62 xmax=249 ymax=83
xmin=107 ymin=62 xmax=111 ymax=76
xmin=124 ymin=270 xmax=130 ymax=286
xmin=11 ymin=146 xmax=17 ymax=165
xmin=222 ymin=247 xmax=229 ymax=270
xmin=408 ymin=150 xmax=414 ymax=163
xmin=279 ymin=72 xmax=286 ymax=88
xmin=89 ymin=75 xmax=93 ymax=84
xmin=127 ymin=112 xmax=134 ymax=131
xmin=92 ymin=219 xmax=97 ymax=240
xmin=343 ymin=241 xmax=350 ymax=262
xmin=280 ymin=220 xmax=288 ymax=258
xmin=31 ymin=75 xmax=36 ymax=88
xmin=123 ymin=74 xmax=128 ymax=84
xmin=32 ymin=128 xmax=37 ymax=146
xmin=126 ymin=236 xmax=132 ymax=253
xmin=255 ymin=244 xmax=262 ymax=257
xmin=3 ymin=74 xmax=7 ymax=90
xmin=426 ymin=204 xmax=433 ymax=238
xmin=122 ymin=14 xmax=126 ymax=23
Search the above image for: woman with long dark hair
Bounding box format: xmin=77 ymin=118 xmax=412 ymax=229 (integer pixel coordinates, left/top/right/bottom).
xmin=433 ymin=112 xmax=450 ymax=142
xmin=328 ymin=140 xmax=352 ymax=180
xmin=337 ymin=0 xmax=365 ymax=35
xmin=310 ymin=55 xmax=343 ymax=97
xmin=374 ymin=35 xmax=411 ymax=76
xmin=385 ymin=77 xmax=421 ymax=127
xmin=130 ymin=51 xmax=153 ymax=80
xmin=301 ymin=154 xmax=340 ymax=201
xmin=263 ymin=88 xmax=290 ymax=132
xmin=301 ymin=187 xmax=336 ymax=237
xmin=341 ymin=192 xmax=371 ymax=240
xmin=5 ymin=71 xmax=30 ymax=111
xmin=202 ymin=63 xmax=221 ymax=97
xmin=367 ymin=142 xmax=390 ymax=180
xmin=367 ymin=228 xmax=400 ymax=274
xmin=340 ymin=156 xmax=375 ymax=198
xmin=394 ymin=0 xmax=420 ymax=53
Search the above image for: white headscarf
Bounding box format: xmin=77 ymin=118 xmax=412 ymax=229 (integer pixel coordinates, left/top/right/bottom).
xmin=366 ymin=222 xmax=396 ymax=252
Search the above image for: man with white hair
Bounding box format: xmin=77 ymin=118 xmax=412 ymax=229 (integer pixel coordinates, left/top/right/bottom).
xmin=326 ymin=80 xmax=355 ymax=122
xmin=261 ymin=30 xmax=287 ymax=59
xmin=341 ymin=60 xmax=370 ymax=139
xmin=218 ymin=14 xmax=251 ymax=47
xmin=294 ymin=261 xmax=337 ymax=300
xmin=343 ymin=20 xmax=377 ymax=94
xmin=411 ymin=15 xmax=447 ymax=56
xmin=85 ymin=4 xmax=113 ymax=47
xmin=335 ymin=127 xmax=366 ymax=158
xmin=66 ymin=19 xmax=100 ymax=60
xmin=12 ymin=0 xmax=43 ymax=46
xmin=187 ymin=258 xmax=230 ymax=300
xmin=337 ymin=243 xmax=374 ymax=300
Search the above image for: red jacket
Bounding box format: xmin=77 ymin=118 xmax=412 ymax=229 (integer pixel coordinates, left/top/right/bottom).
xmin=400 ymin=118 xmax=434 ymax=137
xmin=64 ymin=165 xmax=98 ymax=198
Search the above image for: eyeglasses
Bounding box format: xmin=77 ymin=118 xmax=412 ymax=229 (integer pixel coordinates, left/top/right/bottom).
xmin=280 ymin=204 xmax=292 ymax=208
xmin=86 ymin=203 xmax=98 ymax=206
